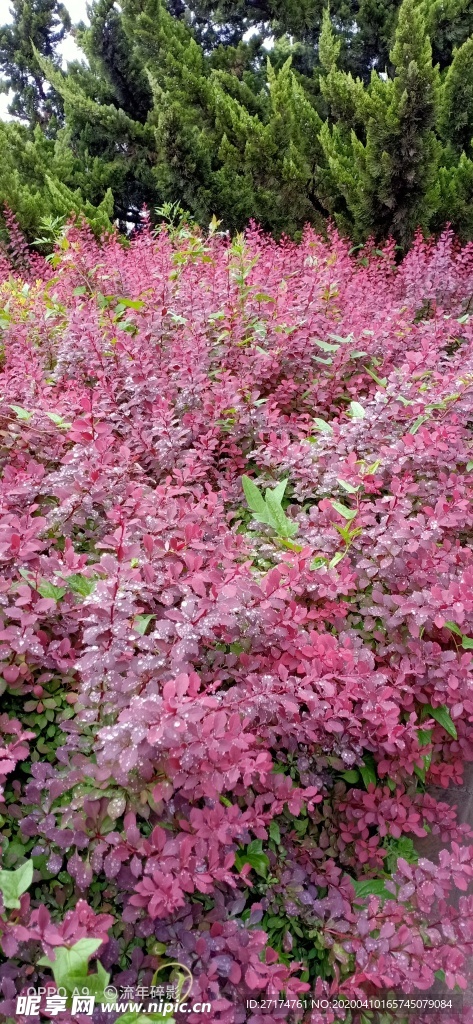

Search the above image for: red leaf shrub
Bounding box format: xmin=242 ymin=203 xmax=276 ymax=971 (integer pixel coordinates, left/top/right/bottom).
xmin=0 ymin=216 xmax=473 ymax=1022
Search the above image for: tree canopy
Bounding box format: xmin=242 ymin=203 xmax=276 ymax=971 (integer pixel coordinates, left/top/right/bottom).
xmin=1 ymin=0 xmax=473 ymax=246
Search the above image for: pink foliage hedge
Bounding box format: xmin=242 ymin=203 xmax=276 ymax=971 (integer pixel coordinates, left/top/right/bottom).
xmin=1 ymin=215 xmax=473 ymax=1023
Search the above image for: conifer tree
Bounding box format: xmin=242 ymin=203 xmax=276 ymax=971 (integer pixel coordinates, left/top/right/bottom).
xmin=33 ymin=0 xmax=159 ymax=229
xmin=183 ymin=0 xmax=403 ymax=80
xmin=438 ymin=35 xmax=473 ymax=154
xmin=3 ymin=0 xmax=473 ymax=245
xmin=433 ymin=32 xmax=473 ymax=240
xmin=33 ymin=0 xmax=326 ymax=234
xmin=434 ymin=157 xmax=473 ymax=241
xmin=0 ymin=119 xmax=114 ymax=242
xmin=210 ymin=57 xmax=326 ymax=233
xmin=319 ymin=0 xmax=440 ymax=247
xmin=421 ymin=0 xmax=473 ymax=70
xmin=138 ymin=0 xmax=217 ymax=221
xmin=0 ymin=0 xmax=70 ymax=129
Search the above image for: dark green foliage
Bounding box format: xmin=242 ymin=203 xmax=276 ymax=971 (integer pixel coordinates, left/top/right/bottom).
xmin=181 ymin=0 xmax=403 ymax=80
xmin=438 ymin=35 xmax=473 ymax=153
xmin=210 ymin=58 xmax=326 ymax=233
xmin=0 ymin=0 xmax=70 ymax=129
xmin=319 ymin=0 xmax=440 ymax=246
xmin=0 ymin=120 xmax=114 ymax=242
xmin=2 ymin=0 xmax=473 ymax=245
xmin=28 ymin=0 xmax=328 ymax=235
xmin=422 ymin=0 xmax=473 ymax=70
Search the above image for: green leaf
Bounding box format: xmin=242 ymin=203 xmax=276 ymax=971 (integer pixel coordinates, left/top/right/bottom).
xmin=312 ymin=418 xmax=333 ymax=434
xmin=348 ymin=401 xmax=365 ymax=419
xmin=364 ymin=366 xmax=387 ymax=388
xmin=252 ymin=511 xmax=272 ymax=526
xmin=0 ymin=860 xmax=34 ymax=908
xmin=409 ymin=414 xmax=429 ymax=435
xmin=133 ymin=614 xmax=155 ymax=635
xmin=270 ymin=479 xmax=288 ymax=504
xmin=242 ymin=475 xmax=268 ymax=518
xmin=310 ymin=556 xmax=327 ymax=570
xmin=462 ymin=635 xmax=473 ymax=650
xmin=269 ymin=821 xmax=281 ymax=844
xmin=417 ymin=728 xmax=432 ymax=747
xmin=38 ymin=938 xmax=103 ymax=993
xmin=235 ymin=840 xmax=270 ymax=877
xmin=337 ymin=479 xmax=359 ymax=494
xmin=116 ymin=318 xmax=136 ymax=333
xmin=83 ymin=961 xmax=111 ymax=1002
xmin=329 ymin=551 xmax=346 ymax=568
xmin=365 ymin=459 xmax=381 ymax=475
xmin=384 ymin=836 xmax=418 ymax=874
xmin=73 ymin=285 xmax=87 ymax=296
xmin=281 ymin=535 xmax=302 ymax=548
xmin=10 ymin=405 xmax=33 ymax=421
xmin=340 ymin=769 xmax=360 ymax=783
xmin=424 ymin=703 xmax=457 ymax=740
xmin=242 ymin=852 xmax=269 ymax=876
xmin=265 ymin=490 xmax=298 ymax=538
xmin=114 ymin=298 xmax=145 ymax=312
xmin=351 ymin=878 xmax=396 ymax=901
xmin=45 ymin=412 xmax=72 ymax=429
xmin=314 ymin=339 xmax=340 ymax=352
xmin=329 ymin=333 xmax=353 ymax=344
xmin=466 ymin=461 xmax=473 ymax=472
xmin=359 ymin=755 xmax=377 ymax=789
xmin=330 ymin=500 xmax=357 ymax=520
xmin=37 ymin=581 xmax=67 ymax=601
xmin=67 ymin=574 xmax=97 ymax=597
xmin=264 ymin=915 xmax=285 ymax=929
xmin=444 ymin=620 xmax=463 ymax=637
